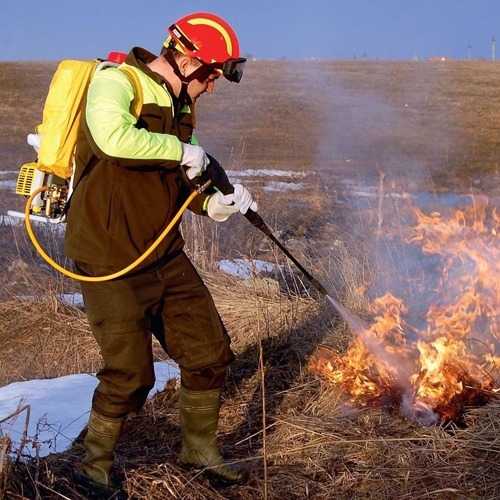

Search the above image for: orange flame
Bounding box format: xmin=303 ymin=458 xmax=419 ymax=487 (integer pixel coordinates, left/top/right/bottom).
xmin=310 ymin=197 xmax=499 ymax=424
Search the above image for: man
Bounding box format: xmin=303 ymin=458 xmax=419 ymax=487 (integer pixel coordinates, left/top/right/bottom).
xmin=64 ymin=12 xmax=254 ymax=495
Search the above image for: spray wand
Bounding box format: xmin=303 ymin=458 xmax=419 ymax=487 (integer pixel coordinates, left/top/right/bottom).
xmin=200 ymin=155 xmax=342 ymax=307
xmin=200 ymin=159 xmax=373 ymax=339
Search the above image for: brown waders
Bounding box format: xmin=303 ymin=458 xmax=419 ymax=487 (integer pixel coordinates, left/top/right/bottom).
xmin=76 ymin=251 xmax=243 ymax=489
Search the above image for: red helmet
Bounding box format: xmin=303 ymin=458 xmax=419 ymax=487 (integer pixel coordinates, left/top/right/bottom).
xmin=164 ymin=12 xmax=246 ymax=82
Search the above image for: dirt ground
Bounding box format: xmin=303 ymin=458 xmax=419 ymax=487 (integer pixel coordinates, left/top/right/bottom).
xmin=2 ymin=60 xmax=500 ymax=194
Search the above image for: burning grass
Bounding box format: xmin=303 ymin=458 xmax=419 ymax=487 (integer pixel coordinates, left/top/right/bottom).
xmin=310 ymin=197 xmax=499 ymax=426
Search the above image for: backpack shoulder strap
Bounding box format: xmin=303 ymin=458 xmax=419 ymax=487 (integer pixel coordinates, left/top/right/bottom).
xmin=118 ymin=65 xmax=144 ymax=118
xmin=64 ymin=63 xmax=144 ymax=219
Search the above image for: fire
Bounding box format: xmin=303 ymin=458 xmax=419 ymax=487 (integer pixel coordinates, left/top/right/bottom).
xmin=310 ymin=197 xmax=499 ymax=424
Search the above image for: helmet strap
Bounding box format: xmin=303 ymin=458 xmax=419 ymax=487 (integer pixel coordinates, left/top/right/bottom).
xmin=163 ymin=47 xmax=193 ymax=105
xmin=163 ymin=47 xmax=190 ymax=83
xmin=179 ymin=82 xmax=192 ymax=106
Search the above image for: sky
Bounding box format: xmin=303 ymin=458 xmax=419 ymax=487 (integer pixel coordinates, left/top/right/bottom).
xmin=1 ymin=0 xmax=499 ymax=61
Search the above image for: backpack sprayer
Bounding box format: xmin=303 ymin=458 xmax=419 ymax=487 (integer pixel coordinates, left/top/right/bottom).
xmin=8 ymin=135 xmax=70 ymax=224
xmin=8 ymin=52 xmax=141 ymax=227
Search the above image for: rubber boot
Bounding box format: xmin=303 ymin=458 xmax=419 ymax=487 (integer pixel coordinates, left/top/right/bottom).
xmin=178 ymin=387 xmax=246 ymax=485
xmin=76 ymin=410 xmax=124 ymax=498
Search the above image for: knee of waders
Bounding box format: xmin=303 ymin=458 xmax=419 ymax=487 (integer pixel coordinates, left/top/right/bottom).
xmin=92 ymin=373 xmax=155 ymax=418
xmin=181 ymin=364 xmax=229 ymax=391
xmin=89 ymin=317 xmax=156 ymax=418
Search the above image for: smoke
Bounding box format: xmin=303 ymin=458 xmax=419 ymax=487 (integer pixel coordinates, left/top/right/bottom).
xmin=303 ymin=62 xmax=499 ymax=424
xmin=400 ymin=394 xmax=439 ymax=426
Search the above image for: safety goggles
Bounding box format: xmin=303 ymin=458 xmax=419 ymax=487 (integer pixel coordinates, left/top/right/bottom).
xmin=220 ymin=57 xmax=246 ymax=83
xmin=189 ymin=57 xmax=247 ymax=84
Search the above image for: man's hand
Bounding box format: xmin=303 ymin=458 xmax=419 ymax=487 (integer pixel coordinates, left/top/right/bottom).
xmin=207 ymin=184 xmax=257 ymax=222
xmin=181 ymin=143 xmax=210 ymax=179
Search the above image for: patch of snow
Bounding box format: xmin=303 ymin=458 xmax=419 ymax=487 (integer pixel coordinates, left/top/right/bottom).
xmin=225 ymin=169 xmax=307 ymax=178
xmin=218 ymin=258 xmax=276 ymax=279
xmin=348 ymin=190 xmax=412 ymax=199
xmin=0 ymin=180 xmax=17 ymax=190
xmin=263 ymin=181 xmax=305 ymax=192
xmin=1 ymin=213 xmax=66 ymax=229
xmin=59 ymin=293 xmax=84 ymax=308
xmin=0 ymin=361 xmax=179 ymax=457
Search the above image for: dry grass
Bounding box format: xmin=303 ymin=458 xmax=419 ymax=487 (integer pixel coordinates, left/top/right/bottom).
xmin=0 ymin=436 xmax=11 ymax=498
xmin=0 ymin=223 xmax=499 ymax=498
xmin=3 ymin=205 xmax=498 ymax=498
xmin=2 ymin=245 xmax=498 ymax=500
xmin=0 ymin=296 xmax=98 ymax=385
xmin=1 ymin=226 xmax=497 ymax=499
xmin=3 ymin=306 xmax=499 ymax=499
xmin=2 ymin=190 xmax=497 ymax=499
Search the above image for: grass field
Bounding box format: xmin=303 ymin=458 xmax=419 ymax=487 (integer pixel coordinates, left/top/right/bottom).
xmin=0 ymin=60 xmax=499 ymax=498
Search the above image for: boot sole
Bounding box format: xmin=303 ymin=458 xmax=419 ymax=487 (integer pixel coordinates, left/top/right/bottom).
xmin=72 ymin=470 xmax=127 ymax=500
xmin=178 ymin=460 xmax=248 ymax=488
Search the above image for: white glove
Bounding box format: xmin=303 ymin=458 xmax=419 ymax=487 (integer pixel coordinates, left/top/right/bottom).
xmin=207 ymin=192 xmax=238 ymax=222
xmin=180 ymin=143 xmax=210 ymax=180
xmin=231 ymin=183 xmax=258 ymax=214
xmin=207 ymin=184 xmax=257 ymax=222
